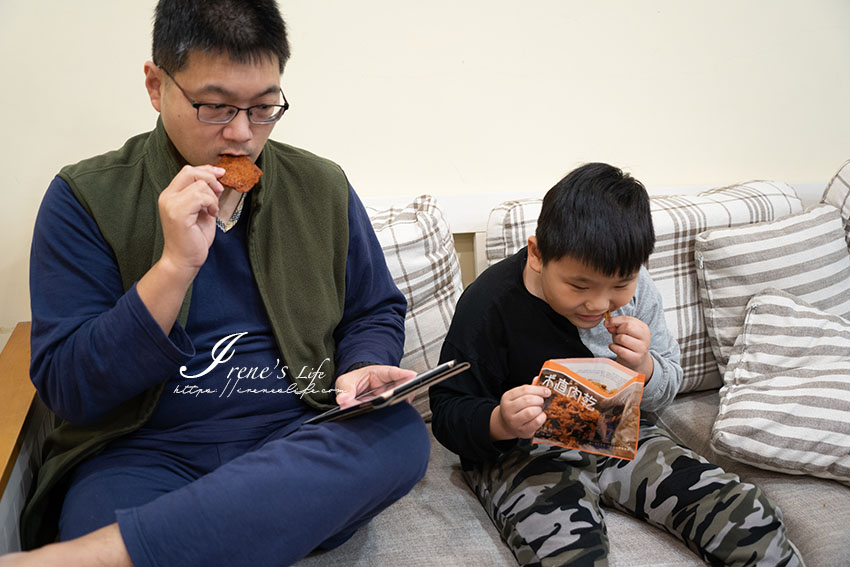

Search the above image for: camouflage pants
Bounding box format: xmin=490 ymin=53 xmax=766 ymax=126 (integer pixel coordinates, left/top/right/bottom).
xmin=464 ymin=420 xmax=803 ymax=567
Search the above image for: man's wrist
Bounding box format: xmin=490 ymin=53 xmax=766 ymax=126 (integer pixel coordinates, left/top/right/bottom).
xmin=344 ymin=361 xmax=381 ymax=373
xmin=136 ymin=257 xmax=198 ymax=335
xmin=154 ymin=253 xmax=202 ymax=285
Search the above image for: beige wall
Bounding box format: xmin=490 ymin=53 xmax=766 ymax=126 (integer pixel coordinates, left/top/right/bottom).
xmin=1 ymin=0 xmax=849 ymax=332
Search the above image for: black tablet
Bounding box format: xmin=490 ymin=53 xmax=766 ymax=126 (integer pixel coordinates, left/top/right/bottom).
xmin=304 ymin=360 xmax=470 ymax=424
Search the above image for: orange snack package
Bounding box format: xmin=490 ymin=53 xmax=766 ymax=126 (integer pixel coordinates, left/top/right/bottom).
xmin=532 ymin=358 xmax=644 ymax=460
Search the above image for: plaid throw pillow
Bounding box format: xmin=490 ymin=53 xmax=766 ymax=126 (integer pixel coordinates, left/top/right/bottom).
xmin=822 ymin=158 xmax=850 ymax=247
xmin=485 ymin=198 xmax=542 ymax=265
xmin=650 ymin=181 xmax=803 ymax=391
xmin=367 ymin=195 xmax=463 ymax=420
xmin=483 ymin=181 xmax=803 ymax=393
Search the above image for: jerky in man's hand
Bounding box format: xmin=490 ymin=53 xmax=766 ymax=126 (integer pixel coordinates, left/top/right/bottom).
xmin=215 ymin=155 xmax=263 ymax=193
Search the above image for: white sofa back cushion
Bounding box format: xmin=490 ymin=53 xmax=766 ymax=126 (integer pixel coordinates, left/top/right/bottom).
xmin=367 ymin=195 xmax=464 ymax=420
xmin=484 ymin=181 xmax=803 ymax=393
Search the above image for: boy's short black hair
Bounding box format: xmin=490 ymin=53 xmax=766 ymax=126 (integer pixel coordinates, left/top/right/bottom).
xmin=535 ymin=162 xmax=655 ymax=278
xmin=152 ymin=0 xmax=290 ymax=74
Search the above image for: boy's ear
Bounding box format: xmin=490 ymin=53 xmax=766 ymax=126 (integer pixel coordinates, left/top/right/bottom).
xmin=527 ymin=236 xmax=543 ymax=273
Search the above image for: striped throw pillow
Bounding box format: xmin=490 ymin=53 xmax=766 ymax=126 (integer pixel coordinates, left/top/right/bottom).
xmin=823 ymin=158 xmax=850 ymax=247
xmin=711 ymin=289 xmax=850 ymax=485
xmin=368 ymin=195 xmax=464 ymax=420
xmin=695 ymin=204 xmax=850 ymax=373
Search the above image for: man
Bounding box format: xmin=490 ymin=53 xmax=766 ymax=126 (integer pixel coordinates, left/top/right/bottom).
xmin=2 ymin=1 xmax=430 ymax=565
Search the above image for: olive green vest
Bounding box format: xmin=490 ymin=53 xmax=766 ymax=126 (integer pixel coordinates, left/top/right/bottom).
xmin=22 ymin=119 xmax=350 ymax=548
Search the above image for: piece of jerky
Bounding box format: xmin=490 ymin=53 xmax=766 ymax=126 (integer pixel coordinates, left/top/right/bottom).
xmin=215 ymin=155 xmax=263 ymax=193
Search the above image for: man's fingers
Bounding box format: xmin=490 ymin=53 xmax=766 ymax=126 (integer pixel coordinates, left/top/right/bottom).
xmin=165 ymin=181 xmax=220 ymax=221
xmin=335 ymin=372 xmax=369 ymax=397
xmin=378 ymin=366 xmax=417 ymax=384
xmin=169 ymin=165 xmax=225 ymax=196
xmin=334 ymin=365 xmax=416 ymax=407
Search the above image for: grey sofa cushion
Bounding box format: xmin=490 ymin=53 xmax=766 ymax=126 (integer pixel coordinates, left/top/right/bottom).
xmin=296 ymin=426 xmax=705 ymax=567
xmin=655 ymin=392 xmax=850 ymax=567
xmin=295 ymin=428 xmax=515 ymax=566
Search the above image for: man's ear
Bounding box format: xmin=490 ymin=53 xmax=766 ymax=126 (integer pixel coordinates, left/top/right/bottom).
xmin=144 ymin=61 xmax=164 ymax=113
xmin=527 ymin=235 xmax=544 ymax=273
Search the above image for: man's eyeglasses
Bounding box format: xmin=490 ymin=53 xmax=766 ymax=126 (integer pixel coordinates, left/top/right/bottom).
xmin=160 ymin=67 xmax=289 ymax=125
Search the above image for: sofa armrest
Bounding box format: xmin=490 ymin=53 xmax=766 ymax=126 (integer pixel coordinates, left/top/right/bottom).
xmin=0 ymin=322 xmax=34 ymax=498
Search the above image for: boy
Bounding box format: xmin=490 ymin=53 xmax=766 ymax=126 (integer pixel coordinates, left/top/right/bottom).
xmin=429 ymin=163 xmax=801 ymax=566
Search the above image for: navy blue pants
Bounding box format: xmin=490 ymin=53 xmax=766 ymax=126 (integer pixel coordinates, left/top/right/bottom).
xmin=58 ymin=403 xmax=430 ymax=566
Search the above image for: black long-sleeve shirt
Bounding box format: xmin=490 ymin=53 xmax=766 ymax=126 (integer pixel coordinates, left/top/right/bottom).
xmin=430 ymin=248 xmax=592 ymax=465
xmin=430 ymin=247 xmax=682 ymax=466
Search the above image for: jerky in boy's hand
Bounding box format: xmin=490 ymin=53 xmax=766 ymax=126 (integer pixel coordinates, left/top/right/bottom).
xmin=532 ymin=359 xmax=645 ymax=460
xmin=215 ymin=155 xmax=263 ymax=193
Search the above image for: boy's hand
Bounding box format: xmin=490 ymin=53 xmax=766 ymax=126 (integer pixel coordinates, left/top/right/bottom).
xmin=490 ymin=384 xmax=551 ymax=441
xmin=604 ymin=315 xmax=654 ymax=379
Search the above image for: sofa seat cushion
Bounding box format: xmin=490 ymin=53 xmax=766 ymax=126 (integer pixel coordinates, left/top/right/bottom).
xmin=296 ymin=428 xmax=516 ymax=566
xmin=296 ymin=426 xmax=704 ymax=567
xmin=654 ymin=391 xmax=850 ymax=567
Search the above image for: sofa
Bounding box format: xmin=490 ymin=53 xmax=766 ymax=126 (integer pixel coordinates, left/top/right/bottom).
xmin=2 ymin=161 xmax=849 ymax=566
xmin=299 ymin=161 xmax=850 ymax=566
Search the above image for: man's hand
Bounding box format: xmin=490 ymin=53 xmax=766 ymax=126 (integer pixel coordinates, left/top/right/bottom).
xmin=604 ymin=315 xmax=654 ymax=379
xmin=335 ymin=365 xmax=417 ymax=408
xmin=136 ymin=165 xmax=225 ymax=335
xmin=490 ymin=384 xmax=551 ymax=441
xmin=158 ymin=164 xmax=225 ymax=274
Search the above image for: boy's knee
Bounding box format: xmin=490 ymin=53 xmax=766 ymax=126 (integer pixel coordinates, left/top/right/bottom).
xmin=688 ymin=478 xmax=800 ymax=566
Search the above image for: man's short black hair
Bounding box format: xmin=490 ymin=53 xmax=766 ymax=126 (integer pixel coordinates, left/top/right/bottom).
xmin=535 ymin=162 xmax=655 ymax=278
xmin=152 ymin=0 xmax=290 ymax=74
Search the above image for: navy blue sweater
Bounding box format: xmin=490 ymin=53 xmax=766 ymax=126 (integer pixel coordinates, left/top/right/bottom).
xmin=30 ymin=177 xmax=406 ymax=439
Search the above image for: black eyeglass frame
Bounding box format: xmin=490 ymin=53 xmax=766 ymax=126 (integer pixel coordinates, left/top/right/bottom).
xmin=159 ymin=66 xmax=289 ymax=125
